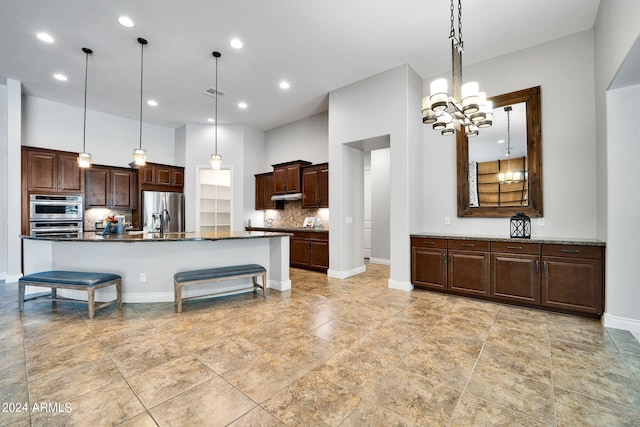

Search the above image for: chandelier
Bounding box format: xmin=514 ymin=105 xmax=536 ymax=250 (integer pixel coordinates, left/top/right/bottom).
xmin=133 ymin=37 xmax=148 ymax=166
xmin=422 ymin=0 xmax=493 ymax=137
xmin=498 ymin=106 xmax=521 ymax=184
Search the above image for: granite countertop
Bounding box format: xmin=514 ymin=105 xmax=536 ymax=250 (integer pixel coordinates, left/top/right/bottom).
xmin=410 ymin=233 xmax=606 ymax=247
xmin=21 ymin=230 xmax=292 ymax=243
xmin=246 ymin=226 xmax=329 ymax=233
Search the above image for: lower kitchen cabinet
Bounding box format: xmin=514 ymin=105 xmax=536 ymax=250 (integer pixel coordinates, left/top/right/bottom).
xmin=447 ymin=240 xmax=490 ymax=297
xmin=410 ymin=237 xmax=447 ymax=291
xmin=410 ymin=235 xmax=605 ymax=317
xmin=291 ymin=231 xmax=329 ymax=272
xmin=490 ymin=242 xmax=541 ymax=304
xmin=541 ymin=244 xmax=604 ymax=315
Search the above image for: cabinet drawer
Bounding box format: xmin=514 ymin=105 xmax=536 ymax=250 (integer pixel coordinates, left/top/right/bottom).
xmin=294 ymin=231 xmax=328 ymax=240
xmin=411 ymin=237 xmax=447 ymax=249
xmin=448 ymin=239 xmax=489 ymax=251
xmin=542 ymin=244 xmax=603 ymax=259
xmin=491 ymin=241 xmax=541 ymax=255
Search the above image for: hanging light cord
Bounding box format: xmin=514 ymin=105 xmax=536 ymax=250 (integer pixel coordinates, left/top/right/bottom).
xmin=449 ymin=0 xmax=464 ymax=52
xmin=214 ymin=54 xmax=219 ymax=155
xmin=506 ymin=107 xmax=512 ymax=169
xmin=138 ymin=40 xmax=145 ymax=150
xmin=82 ymin=48 xmax=92 ymax=152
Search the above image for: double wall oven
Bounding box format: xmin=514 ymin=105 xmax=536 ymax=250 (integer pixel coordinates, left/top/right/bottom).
xmin=29 ymin=194 xmax=84 ymax=238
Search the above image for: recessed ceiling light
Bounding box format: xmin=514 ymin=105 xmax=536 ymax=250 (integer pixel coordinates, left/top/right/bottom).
xmin=53 ymin=73 xmax=67 ymax=81
xmin=117 ymin=16 xmax=135 ymax=28
xmin=279 ymin=81 xmax=290 ymax=90
xmin=230 ymin=38 xmax=243 ymax=49
xmin=37 ymin=32 xmax=54 ymax=43
xmin=498 ymin=139 xmax=505 ymax=144
xmin=147 ymin=99 xmax=158 ymax=107
xmin=238 ymin=102 xmax=247 ymax=109
xmin=207 ymin=118 xmax=215 ymax=123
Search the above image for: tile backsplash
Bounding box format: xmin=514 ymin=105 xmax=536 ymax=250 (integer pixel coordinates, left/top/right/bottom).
xmin=84 ymin=208 xmax=133 ymax=230
xmin=265 ymin=201 xmax=329 ymax=229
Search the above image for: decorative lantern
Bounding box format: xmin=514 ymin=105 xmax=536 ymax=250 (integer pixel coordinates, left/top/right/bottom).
xmin=510 ymin=212 xmax=531 ymax=239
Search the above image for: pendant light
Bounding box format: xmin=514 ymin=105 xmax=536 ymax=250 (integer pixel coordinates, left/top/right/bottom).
xmin=77 ymin=47 xmax=93 ymax=168
xmin=133 ymin=37 xmax=148 ymax=166
xmin=210 ymin=51 xmax=222 ymax=170
xmin=498 ymin=106 xmax=521 ymax=185
xmin=421 ymin=0 xmax=493 ymax=137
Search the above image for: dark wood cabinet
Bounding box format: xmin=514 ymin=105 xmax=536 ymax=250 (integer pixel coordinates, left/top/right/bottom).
xmin=290 ymin=230 xmax=329 ymax=272
xmin=24 ymin=148 xmax=84 ymax=194
xmin=139 ymin=163 xmax=184 ymax=189
xmin=491 ymin=242 xmax=541 ymax=304
xmin=302 ymin=163 xmax=329 ymax=209
xmin=86 ymin=166 xmax=136 ymax=209
xmin=272 ymin=160 xmax=311 ymax=195
xmin=255 ymin=172 xmax=282 ymax=210
xmin=541 ymin=244 xmax=604 ymax=315
xmin=410 ymin=235 xmax=605 ymax=317
xmin=448 ymin=240 xmax=490 ymax=297
xmin=410 ymin=237 xmax=447 ymax=290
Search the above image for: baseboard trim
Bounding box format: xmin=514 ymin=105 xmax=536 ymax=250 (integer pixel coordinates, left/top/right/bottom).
xmin=603 ymin=312 xmax=640 ymax=333
xmin=369 ymin=258 xmax=391 ymax=265
xmin=388 ymin=280 xmax=413 ymax=291
xmin=269 ymin=279 xmax=291 ymax=292
xmin=3 ymin=273 xmax=22 ymax=284
xmin=327 ymin=265 xmax=366 ymax=279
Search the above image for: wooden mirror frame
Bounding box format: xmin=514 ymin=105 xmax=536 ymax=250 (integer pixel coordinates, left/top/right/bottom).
xmin=457 ymin=86 xmax=542 ymax=218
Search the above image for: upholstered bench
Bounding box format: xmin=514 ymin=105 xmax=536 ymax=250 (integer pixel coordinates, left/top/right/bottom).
xmin=174 ymin=264 xmax=267 ymax=313
xmin=18 ymin=271 xmax=122 ymax=319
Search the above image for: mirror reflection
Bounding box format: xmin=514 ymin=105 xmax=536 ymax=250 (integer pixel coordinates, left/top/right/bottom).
xmin=468 ymin=102 xmax=528 ymax=208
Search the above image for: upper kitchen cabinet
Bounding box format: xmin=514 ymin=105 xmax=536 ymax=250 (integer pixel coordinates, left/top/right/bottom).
xmin=22 ymin=147 xmax=84 ymax=194
xmin=85 ymin=166 xmax=136 ymax=209
xmin=302 ymin=163 xmax=329 ymax=209
xmin=138 ymin=163 xmax=184 ymax=190
xmin=255 ymin=172 xmax=283 ymax=210
xmin=272 ymin=160 xmax=311 ymax=194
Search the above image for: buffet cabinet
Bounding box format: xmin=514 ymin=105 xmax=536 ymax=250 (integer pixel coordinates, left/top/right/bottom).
xmin=411 ymin=236 xmax=605 ymax=316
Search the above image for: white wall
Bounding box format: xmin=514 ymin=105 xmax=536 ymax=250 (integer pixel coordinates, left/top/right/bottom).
xmin=422 ymin=31 xmax=597 ymax=239
xmin=0 ymin=84 xmax=7 ymax=279
xmin=181 ymin=124 xmax=265 ymax=232
xmin=22 ymin=96 xmax=175 ymax=167
xmin=605 ymin=84 xmax=640 ymax=331
xmin=328 ymin=64 xmax=423 ymax=287
xmin=370 ymin=148 xmax=390 ymax=263
xmin=6 ymin=80 xmax=22 ymax=281
xmin=264 ymin=111 xmax=328 ymax=169
xmin=593 ymin=0 xmax=640 ymax=332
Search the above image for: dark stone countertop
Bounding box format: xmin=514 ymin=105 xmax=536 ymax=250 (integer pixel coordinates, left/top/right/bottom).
xmin=410 ymin=233 xmax=605 ymax=247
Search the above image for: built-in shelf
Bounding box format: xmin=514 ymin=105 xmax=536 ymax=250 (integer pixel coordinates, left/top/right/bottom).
xmin=198 ymin=169 xmax=232 ymax=233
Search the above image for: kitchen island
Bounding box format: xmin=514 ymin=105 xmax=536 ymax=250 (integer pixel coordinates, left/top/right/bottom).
xmin=21 ymin=231 xmax=291 ymax=303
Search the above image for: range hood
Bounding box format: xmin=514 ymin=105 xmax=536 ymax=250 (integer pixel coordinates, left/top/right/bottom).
xmin=271 ymin=193 xmax=302 ymax=201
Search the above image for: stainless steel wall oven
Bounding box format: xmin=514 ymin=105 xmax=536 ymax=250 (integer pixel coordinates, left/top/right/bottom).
xmin=29 ymin=194 xmax=84 ymax=238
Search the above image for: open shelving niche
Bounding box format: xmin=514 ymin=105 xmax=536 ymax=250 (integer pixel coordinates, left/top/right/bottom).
xmin=197 ymin=168 xmax=232 ymax=232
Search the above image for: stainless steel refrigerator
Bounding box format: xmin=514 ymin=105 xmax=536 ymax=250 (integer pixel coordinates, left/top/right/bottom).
xmin=142 ymin=191 xmax=185 ymax=233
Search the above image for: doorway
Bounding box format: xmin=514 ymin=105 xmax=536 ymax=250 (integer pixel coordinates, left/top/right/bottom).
xmin=196 ymin=167 xmax=232 ymax=232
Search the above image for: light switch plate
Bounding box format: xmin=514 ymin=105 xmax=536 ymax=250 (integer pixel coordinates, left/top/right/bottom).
xmin=139 ymin=273 xmax=146 ymax=283
xmin=538 ymin=218 xmax=545 ymax=226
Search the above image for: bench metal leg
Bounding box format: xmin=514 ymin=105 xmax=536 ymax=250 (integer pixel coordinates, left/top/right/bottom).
xmin=18 ymin=283 xmax=25 ymax=312
xmin=87 ymin=288 xmax=95 ymax=319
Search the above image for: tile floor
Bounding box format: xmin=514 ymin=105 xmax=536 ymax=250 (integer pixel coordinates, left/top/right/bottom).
xmin=1 ymin=264 xmax=639 ymax=426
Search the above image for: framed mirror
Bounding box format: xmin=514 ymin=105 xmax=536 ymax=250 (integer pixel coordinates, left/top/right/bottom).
xmin=457 ymin=86 xmax=542 ymax=217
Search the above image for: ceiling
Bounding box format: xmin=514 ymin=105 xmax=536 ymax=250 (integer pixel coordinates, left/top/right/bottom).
xmin=0 ymin=0 xmax=600 ymax=131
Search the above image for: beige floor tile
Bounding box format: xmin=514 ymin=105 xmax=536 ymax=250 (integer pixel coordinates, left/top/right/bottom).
xmin=311 ymin=319 xmax=372 ymax=346
xmin=26 ymin=339 xmax=108 ymax=380
xmin=115 ymin=411 xmax=158 ymax=427
xmin=194 ymin=335 xmax=267 ymax=374
xmin=126 ymin=354 xmax=217 ymax=407
xmin=429 ymin=314 xmax=492 ymax=341
xmin=0 ymin=383 xmax=29 ymax=427
xmin=227 ymin=406 xmax=287 ymax=426
xmin=554 ymin=386 xmax=640 ymax=427
xmin=465 ymin=363 xmax=555 ymax=424
xmin=30 ymin=378 xmax=145 ymax=427
xmin=478 ymin=341 xmax=552 ymax=384
xmin=607 ymin=327 xmax=640 ymax=356
xmin=107 ymin=336 xmax=185 ymax=378
xmin=368 ymin=367 xmax=461 ymax=426
xmin=486 ymin=324 xmax=550 ymax=357
xmin=450 ymin=393 xmax=546 ymax=427
xmin=263 ymin=371 xmax=361 ymax=426
xmin=222 ymin=351 xmax=308 ymax=403
xmin=340 ymin=399 xmax=419 ymax=427
xmin=150 ymin=377 xmax=256 ymax=426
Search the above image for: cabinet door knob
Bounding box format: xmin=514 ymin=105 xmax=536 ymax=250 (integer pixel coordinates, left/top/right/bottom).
xmin=543 ymin=260 xmax=548 ymax=274
xmin=536 ymin=260 xmax=539 ymax=273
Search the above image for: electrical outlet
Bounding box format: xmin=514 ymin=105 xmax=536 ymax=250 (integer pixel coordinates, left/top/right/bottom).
xmin=345 ymin=217 xmax=353 ymax=224
xmin=444 ymin=216 xmax=451 ymax=225
xmin=538 ymin=218 xmax=545 ymax=226
xmin=139 ymin=273 xmax=146 ymax=283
